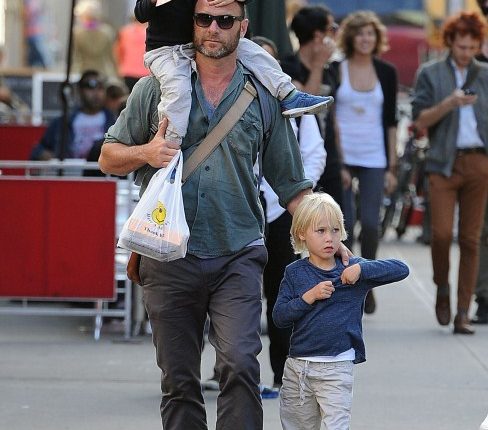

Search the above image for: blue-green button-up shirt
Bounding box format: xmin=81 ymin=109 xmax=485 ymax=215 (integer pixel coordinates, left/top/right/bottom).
xmin=106 ymin=64 xmax=312 ymax=257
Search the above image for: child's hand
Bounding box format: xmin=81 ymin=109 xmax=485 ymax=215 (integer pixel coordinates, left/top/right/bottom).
xmin=341 ymin=264 xmax=361 ymax=285
xmin=208 ymin=0 xmax=240 ymax=6
xmin=302 ymin=281 xmax=335 ymax=305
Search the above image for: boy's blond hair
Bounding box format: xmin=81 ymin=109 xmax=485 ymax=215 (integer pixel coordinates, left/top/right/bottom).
xmin=290 ymin=192 xmax=347 ymax=254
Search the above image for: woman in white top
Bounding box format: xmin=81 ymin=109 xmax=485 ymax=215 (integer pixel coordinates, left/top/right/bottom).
xmin=333 ymin=11 xmax=399 ymax=313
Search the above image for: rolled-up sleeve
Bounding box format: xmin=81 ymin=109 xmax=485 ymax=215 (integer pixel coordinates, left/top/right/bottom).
xmin=262 ymin=102 xmax=313 ymax=208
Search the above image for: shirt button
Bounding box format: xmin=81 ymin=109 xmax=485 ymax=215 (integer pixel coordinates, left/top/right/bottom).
xmin=205 ymin=165 xmax=210 ymax=171
xmin=201 ymin=193 xmax=205 ymax=198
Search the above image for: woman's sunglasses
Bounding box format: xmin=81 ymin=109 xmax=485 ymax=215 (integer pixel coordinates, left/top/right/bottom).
xmin=193 ymin=13 xmax=244 ymax=30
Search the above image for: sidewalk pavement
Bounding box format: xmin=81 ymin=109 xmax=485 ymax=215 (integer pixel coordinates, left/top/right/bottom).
xmin=1 ymin=229 xmax=487 ymax=430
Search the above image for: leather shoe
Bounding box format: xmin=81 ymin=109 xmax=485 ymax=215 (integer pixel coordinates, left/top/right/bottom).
xmin=364 ymin=290 xmax=376 ymax=314
xmin=453 ymin=312 xmax=475 ymax=335
xmin=435 ymin=293 xmax=451 ymax=326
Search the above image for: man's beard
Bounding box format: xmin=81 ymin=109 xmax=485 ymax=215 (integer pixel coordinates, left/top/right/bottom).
xmin=194 ymin=32 xmax=240 ymax=59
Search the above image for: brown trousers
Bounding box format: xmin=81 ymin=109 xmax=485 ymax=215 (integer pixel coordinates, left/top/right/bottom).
xmin=429 ymin=152 xmax=488 ymax=312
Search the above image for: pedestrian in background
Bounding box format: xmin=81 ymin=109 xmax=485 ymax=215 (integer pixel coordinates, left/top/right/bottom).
xmin=281 ymin=4 xmax=344 ymax=209
xmin=333 ymin=10 xmax=399 ymax=314
xmin=104 ymin=82 xmax=128 ymax=118
xmin=23 ymin=0 xmax=52 ymax=68
xmin=30 ymin=70 xmax=115 ymax=160
xmin=412 ymin=11 xmax=488 ymax=334
xmin=472 ymin=0 xmax=488 ymax=325
xmin=72 ymin=0 xmax=119 ymax=81
xmin=0 ymin=47 xmax=30 ymax=123
xmin=273 ymin=192 xmax=409 ymax=430
xmin=114 ymin=15 xmax=149 ymax=92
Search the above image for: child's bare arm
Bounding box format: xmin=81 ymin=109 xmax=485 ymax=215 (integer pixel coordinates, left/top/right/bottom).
xmin=341 ymin=264 xmax=361 ymax=285
xmin=209 ymin=0 xmax=246 ymax=6
xmin=302 ymin=281 xmax=335 ymax=305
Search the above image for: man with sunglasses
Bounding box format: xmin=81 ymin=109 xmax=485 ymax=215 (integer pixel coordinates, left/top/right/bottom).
xmin=31 ymin=70 xmax=115 ymax=161
xmin=100 ymin=1 xmax=350 ymax=428
xmin=134 ymin=0 xmax=332 ymax=148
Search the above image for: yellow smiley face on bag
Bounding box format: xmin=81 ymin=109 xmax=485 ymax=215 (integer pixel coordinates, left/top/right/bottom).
xmin=151 ymin=202 xmax=167 ymax=225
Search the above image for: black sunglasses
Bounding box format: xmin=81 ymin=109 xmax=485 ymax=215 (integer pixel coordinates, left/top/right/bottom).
xmin=193 ymin=13 xmax=244 ymax=30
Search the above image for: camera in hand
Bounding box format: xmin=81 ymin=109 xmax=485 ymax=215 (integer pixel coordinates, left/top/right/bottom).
xmin=463 ymin=88 xmax=476 ymax=95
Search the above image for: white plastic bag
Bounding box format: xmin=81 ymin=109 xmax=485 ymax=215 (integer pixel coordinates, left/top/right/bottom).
xmin=118 ymin=152 xmax=190 ymax=262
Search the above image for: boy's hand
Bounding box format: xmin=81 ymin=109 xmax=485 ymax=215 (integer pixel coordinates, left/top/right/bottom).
xmin=302 ymin=281 xmax=335 ymax=305
xmin=341 ymin=263 xmax=361 ymax=285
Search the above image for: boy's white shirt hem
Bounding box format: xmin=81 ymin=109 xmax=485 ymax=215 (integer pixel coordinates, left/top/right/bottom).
xmin=295 ymin=347 xmax=355 ymax=363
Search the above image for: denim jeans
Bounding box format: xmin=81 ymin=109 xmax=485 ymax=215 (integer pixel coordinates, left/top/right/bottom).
xmin=342 ymin=166 xmax=385 ymax=259
xmin=140 ymin=246 xmax=268 ymax=430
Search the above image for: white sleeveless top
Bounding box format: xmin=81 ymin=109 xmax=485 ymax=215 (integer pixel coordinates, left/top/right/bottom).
xmin=336 ymin=60 xmax=386 ymax=168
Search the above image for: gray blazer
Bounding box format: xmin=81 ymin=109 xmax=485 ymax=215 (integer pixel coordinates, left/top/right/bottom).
xmin=412 ymin=56 xmax=488 ymax=177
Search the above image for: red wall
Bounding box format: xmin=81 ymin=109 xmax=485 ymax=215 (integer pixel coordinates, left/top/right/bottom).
xmin=0 ymin=178 xmax=116 ymax=299
xmin=0 ymin=125 xmax=46 ymax=159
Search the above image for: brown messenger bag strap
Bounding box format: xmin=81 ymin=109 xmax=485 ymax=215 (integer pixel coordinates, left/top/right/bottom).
xmin=181 ymin=81 xmax=257 ymax=183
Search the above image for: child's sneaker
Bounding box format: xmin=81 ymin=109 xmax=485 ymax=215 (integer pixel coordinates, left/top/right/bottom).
xmin=259 ymin=384 xmax=280 ymax=399
xmin=281 ymin=90 xmax=334 ymax=118
xmin=201 ymin=375 xmax=219 ymax=391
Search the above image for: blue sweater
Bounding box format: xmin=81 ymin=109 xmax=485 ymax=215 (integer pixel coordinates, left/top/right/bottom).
xmin=272 ymin=257 xmax=409 ymax=364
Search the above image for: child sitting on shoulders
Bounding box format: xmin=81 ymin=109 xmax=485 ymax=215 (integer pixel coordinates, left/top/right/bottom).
xmin=135 ymin=0 xmax=333 ymax=144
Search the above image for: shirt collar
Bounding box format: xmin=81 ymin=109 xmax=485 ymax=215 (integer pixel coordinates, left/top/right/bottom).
xmin=192 ymin=62 xmax=249 ymax=126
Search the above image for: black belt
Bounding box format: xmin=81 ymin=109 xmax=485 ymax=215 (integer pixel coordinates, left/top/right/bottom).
xmin=456 ymin=147 xmax=486 ymax=156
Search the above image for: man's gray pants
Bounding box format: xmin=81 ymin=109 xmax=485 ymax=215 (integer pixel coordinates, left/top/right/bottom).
xmin=139 ymin=246 xmax=267 ymax=430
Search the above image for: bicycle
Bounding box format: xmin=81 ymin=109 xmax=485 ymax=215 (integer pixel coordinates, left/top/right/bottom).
xmin=380 ymin=123 xmax=429 ymax=239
